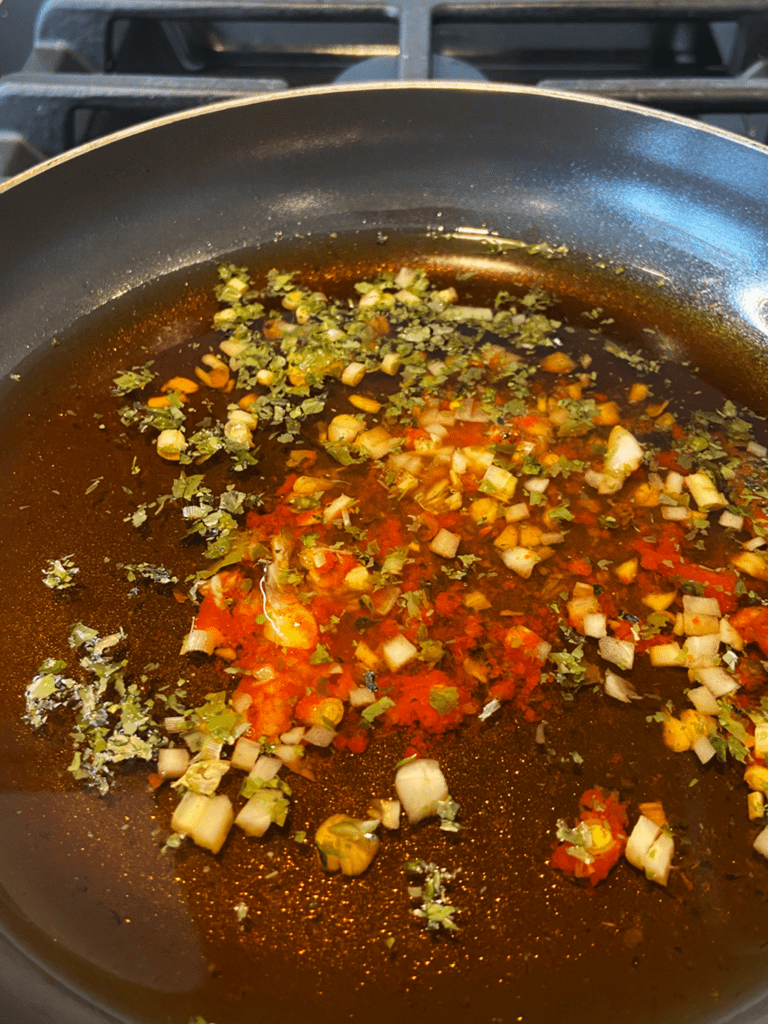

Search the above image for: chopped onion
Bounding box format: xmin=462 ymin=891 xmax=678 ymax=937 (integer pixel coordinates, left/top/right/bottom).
xmin=598 ymin=635 xmax=635 ymax=671
xmin=625 ymin=814 xmax=662 ymax=870
xmin=505 ymin=502 xmax=530 ymax=523
xmin=349 ymin=685 xmax=377 ymax=708
xmin=395 ymin=758 xmax=449 ymax=824
xmin=230 ymin=736 xmax=261 ymax=772
xmin=754 ymin=826 xmax=768 ymax=860
xmin=648 ymin=641 xmax=682 ymax=667
xmin=692 ymin=665 xmax=739 ymax=697
xmin=304 ymin=725 xmax=336 ymax=747
xmin=500 ymin=546 xmax=540 ymax=579
xmin=755 ymin=722 xmax=768 ymax=759
xmin=661 ymin=505 xmax=690 ymax=522
xmin=539 ymin=531 xmax=565 ymax=545
xmin=682 ymin=594 xmax=721 ymax=618
xmin=718 ymin=510 xmax=744 ymax=531
xmin=357 ymin=426 xmax=395 ymax=460
xmin=720 ymin=616 xmax=744 ymax=649
xmin=323 ymin=493 xmax=357 ymax=523
xmin=172 ymin=792 xmax=234 ymax=854
xmin=279 ymin=726 xmax=306 ymax=746
xmin=744 ymin=535 xmax=767 ymax=551
xmin=341 ymin=361 xmax=366 ymax=386
xmin=682 ymin=611 xmax=720 ymax=636
xmin=584 ymin=468 xmax=606 ymax=491
xmin=368 ymin=798 xmax=401 ymax=830
xmin=394 ymin=267 xmax=417 ymax=289
xmin=480 ymin=464 xmax=517 ymax=502
xmin=231 ymin=690 xmax=252 ymax=714
xmin=533 ymin=640 xmax=552 ymax=663
xmin=163 ymin=715 xmax=187 ymax=734
xmin=430 ymin=528 xmax=461 ymax=558
xmin=684 ymin=633 xmax=720 ymax=668
xmin=382 ymin=634 xmax=418 ymax=672
xmin=235 ymin=791 xmax=282 ymax=838
xmin=523 ymin=477 xmax=550 ymax=493
xmin=692 ymin=734 xmax=716 ymax=764
xmin=248 ymin=755 xmax=282 ymax=782
xmin=747 ymin=440 xmax=768 ymax=458
xmin=665 ymin=470 xmax=684 ymax=494
xmin=604 ymin=670 xmax=641 ymax=703
xmin=157 ymin=747 xmax=190 ymax=779
xmin=583 ymin=612 xmax=608 ymax=639
xmin=603 ymin=425 xmax=644 ymax=481
xmin=643 ymin=831 xmax=674 ymax=885
xmin=687 ymin=685 xmax=720 ymax=716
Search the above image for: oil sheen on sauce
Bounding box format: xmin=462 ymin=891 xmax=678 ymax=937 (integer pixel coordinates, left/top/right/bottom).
xmin=0 ymin=231 xmax=767 ymax=1024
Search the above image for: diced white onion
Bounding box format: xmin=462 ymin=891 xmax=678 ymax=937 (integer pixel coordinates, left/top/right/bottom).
xmin=625 ymin=815 xmax=662 ymax=869
xmin=163 ymin=715 xmax=187 ymax=734
xmin=662 ymin=505 xmax=690 ymax=522
xmin=604 ymin=670 xmax=641 ymax=703
xmin=171 ymin=792 xmax=234 ymax=854
xmin=692 ymin=734 xmax=716 ymax=764
xmin=341 ymin=361 xmax=366 ymax=386
xmin=682 ymin=594 xmax=721 ymax=618
xmin=584 ymin=468 xmax=605 ymax=490
xmin=533 ymin=640 xmax=552 ymax=662
xmin=501 ymin=546 xmax=540 ymax=579
xmin=304 ymin=725 xmax=336 ymax=747
xmin=754 ymin=826 xmax=768 ymax=860
xmin=248 ymin=756 xmax=282 ymax=782
xmin=693 ymin=665 xmax=739 ymax=697
xmin=649 ymin=642 xmax=682 ymax=667
xmin=583 ymin=613 xmax=607 ymax=639
xmin=684 ymin=633 xmax=720 ymax=668
xmin=719 ymin=510 xmax=744 ymax=531
xmin=598 ymin=635 xmax=635 ymax=671
xmin=665 ymin=471 xmax=684 ymax=494
xmin=235 ymin=791 xmax=281 ymax=838
xmin=369 ymin=798 xmax=401 ymax=830
xmin=539 ymin=531 xmax=565 ymax=545
xmin=230 ymin=736 xmax=261 ymax=772
xmin=231 ymin=690 xmax=252 ymax=714
xmin=394 ymin=758 xmax=449 ymax=824
xmin=382 ymin=634 xmax=418 ymax=672
xmin=523 ymin=477 xmax=550 ymax=493
xmin=747 ymin=440 xmax=768 ymax=458
xmin=279 ymin=726 xmax=306 ymax=745
xmin=687 ymin=685 xmax=720 ymax=716
xmin=430 ymin=528 xmax=461 ymax=559
xmin=643 ymin=831 xmax=674 ymax=886
xmin=349 ymin=686 xmax=378 ymax=707
xmin=157 ymin=747 xmax=190 ymax=779
xmin=181 ymin=624 xmax=224 ymax=656
xmin=744 ymin=536 xmax=767 ymax=551
xmin=505 ymin=502 xmax=530 ymax=523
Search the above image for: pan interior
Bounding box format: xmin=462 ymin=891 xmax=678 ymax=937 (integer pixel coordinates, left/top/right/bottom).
xmin=1 ymin=228 xmax=768 ymax=1024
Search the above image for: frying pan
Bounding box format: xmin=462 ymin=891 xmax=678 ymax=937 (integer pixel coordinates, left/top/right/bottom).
xmin=2 ymin=81 xmax=768 ymax=1024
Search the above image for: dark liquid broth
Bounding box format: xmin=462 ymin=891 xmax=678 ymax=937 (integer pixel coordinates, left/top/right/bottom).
xmin=0 ymin=230 xmax=767 ymax=1024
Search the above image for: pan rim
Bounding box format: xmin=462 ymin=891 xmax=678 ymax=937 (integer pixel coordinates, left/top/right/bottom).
xmin=3 ymin=78 xmax=768 ymax=194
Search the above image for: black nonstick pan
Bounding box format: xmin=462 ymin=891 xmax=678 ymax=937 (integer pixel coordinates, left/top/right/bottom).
xmin=2 ymin=82 xmax=768 ymax=1024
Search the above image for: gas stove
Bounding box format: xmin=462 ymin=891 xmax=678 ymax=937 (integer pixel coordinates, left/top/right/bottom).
xmin=2 ymin=0 xmax=768 ymax=179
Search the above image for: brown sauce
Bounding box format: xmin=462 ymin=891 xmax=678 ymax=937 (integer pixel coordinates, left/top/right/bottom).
xmin=1 ymin=231 xmax=768 ymax=1024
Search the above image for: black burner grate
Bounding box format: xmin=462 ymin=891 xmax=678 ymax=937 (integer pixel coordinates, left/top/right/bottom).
xmin=2 ymin=0 xmax=768 ymax=177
